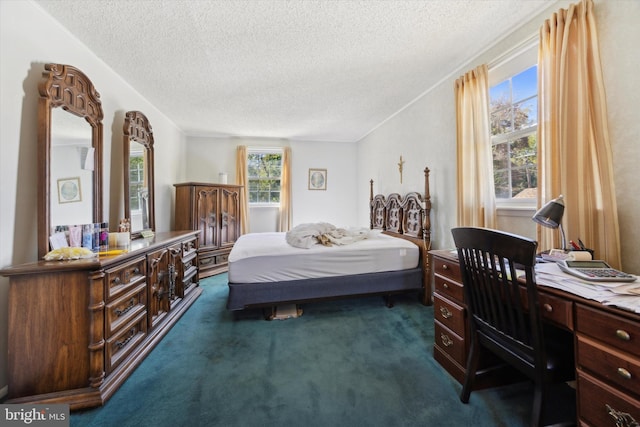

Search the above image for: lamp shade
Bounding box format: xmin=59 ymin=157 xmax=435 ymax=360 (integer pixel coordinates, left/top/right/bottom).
xmin=532 ymin=195 xmax=565 ymax=228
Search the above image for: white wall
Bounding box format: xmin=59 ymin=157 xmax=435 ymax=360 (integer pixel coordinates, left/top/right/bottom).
xmin=0 ymin=0 xmax=188 ymax=394
xmin=356 ymin=0 xmax=640 ymax=276
xmin=184 ymin=136 xmax=360 ymax=230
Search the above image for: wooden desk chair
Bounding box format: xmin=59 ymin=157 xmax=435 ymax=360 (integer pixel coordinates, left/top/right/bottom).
xmin=451 ymin=227 xmax=575 ymax=427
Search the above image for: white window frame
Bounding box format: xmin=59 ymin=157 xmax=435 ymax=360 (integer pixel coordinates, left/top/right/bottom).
xmin=247 ymin=147 xmax=283 ymax=207
xmin=489 ymin=38 xmax=539 ymax=209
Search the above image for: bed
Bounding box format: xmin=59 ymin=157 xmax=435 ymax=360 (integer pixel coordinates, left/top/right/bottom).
xmin=226 ymin=167 xmax=432 ymax=312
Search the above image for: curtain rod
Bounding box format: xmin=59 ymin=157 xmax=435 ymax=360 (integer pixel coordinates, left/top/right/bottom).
xmin=488 ymin=33 xmax=538 ymax=70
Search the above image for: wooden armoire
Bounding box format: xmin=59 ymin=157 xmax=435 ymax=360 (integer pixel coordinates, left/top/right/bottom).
xmin=174 ymin=183 xmax=242 ymax=277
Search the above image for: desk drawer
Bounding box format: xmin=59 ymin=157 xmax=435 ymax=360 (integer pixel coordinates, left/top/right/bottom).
xmin=434 ymin=294 xmax=465 ymax=337
xmin=434 ymin=321 xmax=466 ymax=366
xmin=538 ymin=292 xmax=573 ymax=330
xmin=577 ymin=335 xmax=640 ymax=398
xmin=576 ymin=304 xmax=640 ymax=355
xmin=433 ymin=256 xmax=462 ymax=283
xmin=578 ymin=372 xmax=640 ymax=427
xmin=434 ymin=275 xmax=464 ymax=302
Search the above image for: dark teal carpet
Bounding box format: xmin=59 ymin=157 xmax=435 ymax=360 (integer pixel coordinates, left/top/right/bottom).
xmin=71 ymin=274 xmax=534 ymax=426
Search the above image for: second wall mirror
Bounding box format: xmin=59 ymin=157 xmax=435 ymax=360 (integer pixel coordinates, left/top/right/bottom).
xmin=123 ymin=111 xmax=155 ymax=238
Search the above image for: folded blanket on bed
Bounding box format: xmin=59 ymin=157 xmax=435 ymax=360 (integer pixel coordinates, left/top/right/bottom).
xmin=285 ymin=222 xmax=370 ymax=249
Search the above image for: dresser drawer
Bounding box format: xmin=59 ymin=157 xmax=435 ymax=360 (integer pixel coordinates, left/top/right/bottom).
xmin=434 ymin=294 xmax=466 ymax=337
xmin=433 ymin=255 xmax=462 ymax=283
xmin=181 ymin=237 xmax=198 ymax=259
xmin=577 ymin=335 xmax=640 ymax=398
xmin=578 ymin=372 xmax=640 ymax=427
xmin=105 ymin=283 xmax=147 ymax=337
xmin=198 ymin=252 xmax=217 ymax=270
xmin=576 ymin=304 xmax=640 ymax=355
xmin=105 ymin=311 xmax=147 ymax=374
xmin=434 ymin=321 xmax=466 ymax=366
xmin=216 ymin=253 xmax=229 ymax=265
xmin=105 ymin=256 xmax=146 ymax=300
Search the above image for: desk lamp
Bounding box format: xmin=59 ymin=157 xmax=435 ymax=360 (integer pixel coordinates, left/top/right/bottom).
xmin=532 ymin=195 xmax=566 ymax=251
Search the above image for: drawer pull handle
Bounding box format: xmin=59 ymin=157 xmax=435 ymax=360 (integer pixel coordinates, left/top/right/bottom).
xmin=543 ymin=303 xmax=553 ymax=313
xmin=440 ymin=307 xmax=453 ymax=319
xmin=443 ymin=283 xmax=449 ymax=290
xmin=442 ymin=264 xmax=448 ymax=270
xmin=617 ymin=367 xmax=632 ymax=380
xmin=615 ymin=329 xmax=631 ymax=341
xmin=115 ymin=298 xmax=136 ymax=317
xmin=115 ymin=329 xmax=136 ymax=349
xmin=440 ymin=333 xmax=453 ymax=347
xmin=134 ymin=267 xmax=140 ymax=274
xmin=606 ymin=404 xmax=638 ymax=426
xmin=112 ymin=277 xmax=121 ymax=286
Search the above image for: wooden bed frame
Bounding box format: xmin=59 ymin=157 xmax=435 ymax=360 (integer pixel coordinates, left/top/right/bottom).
xmin=226 ymin=167 xmax=432 ymax=312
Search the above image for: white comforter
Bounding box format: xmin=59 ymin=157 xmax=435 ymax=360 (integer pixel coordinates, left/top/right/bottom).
xmin=285 ymin=222 xmax=369 ymax=249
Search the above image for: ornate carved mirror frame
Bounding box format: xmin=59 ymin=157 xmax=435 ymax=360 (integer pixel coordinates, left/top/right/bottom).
xmin=37 ymin=63 xmax=104 ymax=259
xmin=123 ymin=111 xmax=155 ymax=239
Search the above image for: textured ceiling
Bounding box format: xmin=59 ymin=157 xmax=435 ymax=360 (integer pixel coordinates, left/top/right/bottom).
xmin=35 ymin=0 xmax=552 ymax=142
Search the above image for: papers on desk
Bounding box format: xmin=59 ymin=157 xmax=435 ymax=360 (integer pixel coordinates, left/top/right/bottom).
xmin=535 ymin=263 xmax=640 ymax=313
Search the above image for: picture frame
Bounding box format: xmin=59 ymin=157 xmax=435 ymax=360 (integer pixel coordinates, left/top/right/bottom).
xmin=308 ymin=168 xmax=327 ymax=190
xmin=57 ymin=177 xmax=82 ymax=203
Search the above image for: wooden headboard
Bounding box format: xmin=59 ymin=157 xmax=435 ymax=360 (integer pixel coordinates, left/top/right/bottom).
xmin=369 ymin=167 xmax=432 ymax=305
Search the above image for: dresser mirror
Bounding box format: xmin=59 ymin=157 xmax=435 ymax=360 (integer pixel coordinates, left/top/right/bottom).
xmin=123 ymin=111 xmax=155 ymax=238
xmin=38 ymin=64 xmax=103 ymax=259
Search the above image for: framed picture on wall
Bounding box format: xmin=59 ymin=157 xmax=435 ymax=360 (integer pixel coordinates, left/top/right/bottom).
xmin=57 ymin=177 xmax=82 ymax=203
xmin=308 ymin=168 xmax=327 ymax=190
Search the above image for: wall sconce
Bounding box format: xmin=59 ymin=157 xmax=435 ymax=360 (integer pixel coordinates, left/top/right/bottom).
xmin=532 ymin=194 xmax=566 ymax=250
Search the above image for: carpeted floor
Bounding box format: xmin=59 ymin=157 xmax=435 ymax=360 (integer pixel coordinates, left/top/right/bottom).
xmin=71 ymin=274 xmax=537 ymax=426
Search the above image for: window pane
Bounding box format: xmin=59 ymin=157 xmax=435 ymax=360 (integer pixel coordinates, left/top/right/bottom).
xmin=512 ymin=65 xmax=537 ymax=101
xmin=491 ymin=108 xmax=512 ymax=135
xmin=490 ymin=57 xmax=538 ymax=201
xmin=493 ymin=170 xmax=510 ymax=198
xmin=248 ymin=151 xmax=282 ymax=204
xmin=492 ymin=142 xmax=509 ymax=170
xmin=490 ymin=80 xmax=510 ymax=104
xmin=513 ymin=97 xmax=537 ymax=130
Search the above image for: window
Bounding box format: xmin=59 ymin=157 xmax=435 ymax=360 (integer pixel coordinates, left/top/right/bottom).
xmin=129 ymin=151 xmax=144 ymax=211
xmin=247 ymin=150 xmax=282 ymax=204
xmin=489 ymin=41 xmax=538 ymax=203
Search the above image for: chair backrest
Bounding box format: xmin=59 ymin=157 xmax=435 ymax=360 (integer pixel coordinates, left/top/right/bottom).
xmin=451 ymin=227 xmax=544 ymax=375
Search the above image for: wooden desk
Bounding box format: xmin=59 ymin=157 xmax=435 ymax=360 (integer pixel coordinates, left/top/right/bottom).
xmin=430 ymin=249 xmax=640 ymax=427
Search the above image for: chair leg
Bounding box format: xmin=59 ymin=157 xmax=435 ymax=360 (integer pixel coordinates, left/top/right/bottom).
xmin=460 ymin=338 xmax=480 ymax=403
xmin=531 ymin=382 xmax=544 ymax=427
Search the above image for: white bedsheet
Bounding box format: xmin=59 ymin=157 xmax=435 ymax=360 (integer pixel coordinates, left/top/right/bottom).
xmin=228 ymin=230 xmax=419 ymax=283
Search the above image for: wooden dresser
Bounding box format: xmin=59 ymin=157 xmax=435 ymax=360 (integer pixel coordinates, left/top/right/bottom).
xmin=174 ymin=183 xmax=242 ymax=278
xmin=430 ymin=249 xmax=640 ymax=426
xmin=0 ymin=231 xmax=201 ymax=410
